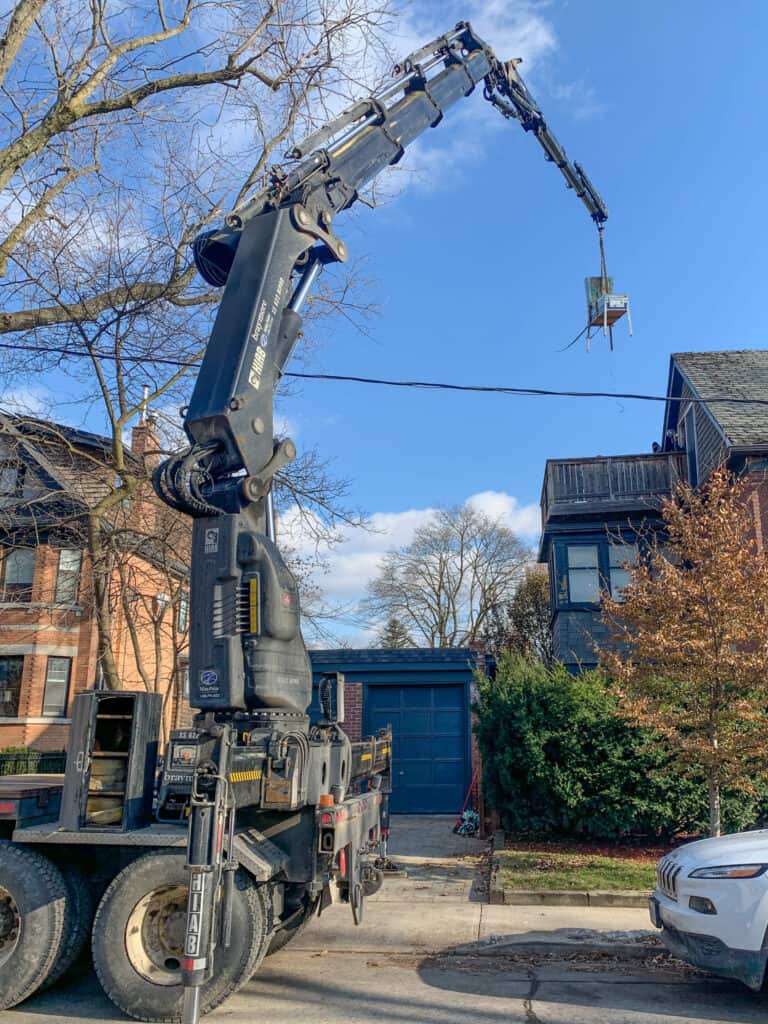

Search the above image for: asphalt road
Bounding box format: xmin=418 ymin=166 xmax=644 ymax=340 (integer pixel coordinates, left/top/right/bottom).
xmin=3 ymin=817 xmax=766 ymax=1023
xmin=4 ymin=947 xmax=767 ymax=1024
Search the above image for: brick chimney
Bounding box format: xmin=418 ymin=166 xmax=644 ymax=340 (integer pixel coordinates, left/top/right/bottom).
xmin=130 ymin=386 xmax=161 ymax=468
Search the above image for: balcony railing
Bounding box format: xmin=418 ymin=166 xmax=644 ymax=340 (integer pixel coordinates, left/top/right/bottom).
xmin=541 ymin=453 xmax=686 ymax=523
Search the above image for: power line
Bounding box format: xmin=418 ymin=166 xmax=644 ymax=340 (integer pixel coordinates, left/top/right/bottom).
xmin=287 ymin=371 xmax=768 ymax=407
xmin=1 ymin=338 xmax=768 ymax=407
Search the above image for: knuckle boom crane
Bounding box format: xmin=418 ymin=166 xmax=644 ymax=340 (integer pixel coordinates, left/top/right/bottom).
xmin=148 ymin=21 xmax=610 ymax=1024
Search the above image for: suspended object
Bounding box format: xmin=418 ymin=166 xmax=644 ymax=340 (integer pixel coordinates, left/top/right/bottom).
xmin=585 ymin=226 xmax=632 ymax=351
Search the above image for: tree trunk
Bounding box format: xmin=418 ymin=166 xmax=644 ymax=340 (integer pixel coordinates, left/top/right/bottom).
xmin=708 ymin=769 xmax=722 ymax=837
xmin=87 ymin=515 xmax=122 ymax=690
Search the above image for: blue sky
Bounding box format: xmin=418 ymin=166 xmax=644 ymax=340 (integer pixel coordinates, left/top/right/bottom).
xmin=278 ymin=0 xmax=768 ymax=641
xmin=5 ymin=1 xmax=768 ymax=644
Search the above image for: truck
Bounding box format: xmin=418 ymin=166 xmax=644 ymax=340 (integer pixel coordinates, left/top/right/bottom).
xmin=0 ymin=21 xmax=610 ymax=1024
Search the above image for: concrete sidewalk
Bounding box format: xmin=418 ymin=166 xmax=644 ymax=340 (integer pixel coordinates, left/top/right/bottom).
xmin=294 ymin=899 xmax=652 ymax=953
xmin=294 ymin=815 xmax=651 ymax=955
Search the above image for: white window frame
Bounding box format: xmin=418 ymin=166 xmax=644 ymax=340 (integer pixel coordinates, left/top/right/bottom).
xmin=42 ymin=656 xmax=72 ymax=717
xmin=55 ymin=548 xmax=82 ymax=604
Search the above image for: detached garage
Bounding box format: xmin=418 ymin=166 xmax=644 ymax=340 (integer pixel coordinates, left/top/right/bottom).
xmin=308 ymin=648 xmax=480 ymax=815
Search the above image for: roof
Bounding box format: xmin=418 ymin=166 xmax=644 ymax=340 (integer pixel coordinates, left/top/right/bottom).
xmin=0 ymin=414 xmax=141 ymax=511
xmin=308 ymin=648 xmax=479 ymax=686
xmin=309 ymin=647 xmax=477 ymax=665
xmin=671 ymin=350 xmax=768 ymax=447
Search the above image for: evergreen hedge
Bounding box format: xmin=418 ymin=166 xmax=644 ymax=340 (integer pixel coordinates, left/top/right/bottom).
xmin=474 ymin=656 xmax=767 ymax=839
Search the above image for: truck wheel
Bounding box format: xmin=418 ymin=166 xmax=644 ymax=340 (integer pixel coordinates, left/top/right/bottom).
xmin=266 ymin=891 xmax=320 ymax=956
xmin=92 ymin=850 xmax=269 ymax=1023
xmin=42 ymin=863 xmax=94 ymax=989
xmin=0 ymin=840 xmax=67 ymax=1009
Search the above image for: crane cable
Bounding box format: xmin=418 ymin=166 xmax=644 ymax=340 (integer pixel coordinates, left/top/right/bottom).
xmin=597 ymin=224 xmax=613 ymax=351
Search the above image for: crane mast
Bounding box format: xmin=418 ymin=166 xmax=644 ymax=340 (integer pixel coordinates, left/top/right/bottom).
xmin=150 ymin=22 xmax=611 ymax=1024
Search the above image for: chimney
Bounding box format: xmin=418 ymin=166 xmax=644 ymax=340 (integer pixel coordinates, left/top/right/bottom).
xmin=131 ymin=385 xmax=161 ymax=468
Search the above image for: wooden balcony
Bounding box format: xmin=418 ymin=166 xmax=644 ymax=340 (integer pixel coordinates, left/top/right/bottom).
xmin=541 ymin=453 xmax=686 ymax=524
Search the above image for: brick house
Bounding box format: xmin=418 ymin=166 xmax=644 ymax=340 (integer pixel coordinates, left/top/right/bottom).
xmin=0 ymin=414 xmax=190 ymax=750
xmin=539 ymin=350 xmax=768 ymax=670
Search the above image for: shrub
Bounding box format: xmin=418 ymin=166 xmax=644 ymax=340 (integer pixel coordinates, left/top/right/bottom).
xmin=474 ymin=656 xmax=764 ymax=839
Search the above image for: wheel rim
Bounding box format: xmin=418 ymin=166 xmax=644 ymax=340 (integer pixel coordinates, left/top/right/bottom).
xmin=125 ymin=883 xmax=188 ymax=986
xmin=0 ymin=884 xmax=20 ymax=969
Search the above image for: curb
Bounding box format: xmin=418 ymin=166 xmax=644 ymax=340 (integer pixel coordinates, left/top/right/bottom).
xmin=499 ymin=889 xmax=651 ymax=908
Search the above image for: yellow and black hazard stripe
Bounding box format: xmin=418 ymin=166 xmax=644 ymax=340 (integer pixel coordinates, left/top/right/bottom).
xmin=229 ymin=769 xmax=263 ymax=784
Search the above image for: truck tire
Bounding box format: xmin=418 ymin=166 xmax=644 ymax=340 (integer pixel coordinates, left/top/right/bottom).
xmin=266 ymin=891 xmax=319 ymax=956
xmin=0 ymin=840 xmax=67 ymax=1009
xmin=42 ymin=863 xmax=94 ymax=989
xmin=92 ymin=850 xmax=270 ymax=1023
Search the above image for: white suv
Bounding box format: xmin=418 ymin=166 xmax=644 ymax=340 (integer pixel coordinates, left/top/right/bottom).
xmin=650 ymin=830 xmax=768 ymax=990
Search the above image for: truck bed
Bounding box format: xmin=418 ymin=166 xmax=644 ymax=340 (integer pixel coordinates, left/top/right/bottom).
xmin=0 ymin=774 xmax=64 ymax=828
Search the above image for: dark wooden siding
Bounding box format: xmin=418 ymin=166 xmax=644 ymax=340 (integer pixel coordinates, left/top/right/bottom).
xmin=552 ymin=608 xmax=611 ymax=669
xmin=679 ymin=382 xmax=726 ymax=484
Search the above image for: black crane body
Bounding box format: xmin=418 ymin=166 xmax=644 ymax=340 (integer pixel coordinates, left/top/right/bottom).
xmin=0 ymin=23 xmax=611 ymax=1024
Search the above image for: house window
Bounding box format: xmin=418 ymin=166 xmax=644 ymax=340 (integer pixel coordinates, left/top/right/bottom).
xmin=566 ymin=545 xmax=600 ymax=603
xmin=609 ymin=542 xmax=638 ymax=600
xmin=42 ymin=656 xmax=71 ymax=717
xmin=0 ymin=461 xmax=24 ymax=496
xmin=178 ymin=591 xmax=189 ymax=633
xmin=0 ymin=655 xmax=23 ymax=717
xmin=55 ymin=548 xmax=82 ymax=604
xmin=2 ymin=547 xmax=35 ymax=602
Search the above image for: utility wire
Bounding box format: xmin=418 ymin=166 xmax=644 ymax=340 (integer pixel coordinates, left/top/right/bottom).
xmin=1 ymin=338 xmax=768 ymax=407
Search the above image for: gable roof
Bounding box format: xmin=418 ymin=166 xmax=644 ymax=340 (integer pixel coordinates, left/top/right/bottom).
xmin=0 ymin=415 xmax=141 ymax=511
xmin=667 ymin=350 xmax=768 ymax=448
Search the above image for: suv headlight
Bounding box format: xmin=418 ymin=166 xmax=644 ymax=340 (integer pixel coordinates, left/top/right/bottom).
xmin=688 ymin=864 xmax=768 ymax=879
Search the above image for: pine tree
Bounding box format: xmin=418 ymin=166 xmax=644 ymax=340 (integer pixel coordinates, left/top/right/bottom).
xmin=378 ymin=617 xmax=414 ymax=649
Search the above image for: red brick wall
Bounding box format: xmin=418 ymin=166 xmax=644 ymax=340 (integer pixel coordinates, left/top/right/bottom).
xmin=467 ymin=644 xmax=497 ymax=836
xmin=343 ymin=681 xmax=363 ymax=741
xmin=0 ymin=537 xmax=187 ymax=752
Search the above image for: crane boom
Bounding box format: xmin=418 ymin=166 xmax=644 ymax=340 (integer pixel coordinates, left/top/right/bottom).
xmin=166 ymin=21 xmax=607 ymax=494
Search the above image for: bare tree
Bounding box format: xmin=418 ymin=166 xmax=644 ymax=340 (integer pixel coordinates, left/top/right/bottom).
xmin=0 ymin=1 xmax=392 ymax=683
xmin=480 ymin=566 xmax=553 ymax=664
xmin=365 ymin=504 xmax=531 ymax=647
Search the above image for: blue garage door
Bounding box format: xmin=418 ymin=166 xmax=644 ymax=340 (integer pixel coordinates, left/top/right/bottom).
xmin=367 ymin=684 xmax=468 ymax=814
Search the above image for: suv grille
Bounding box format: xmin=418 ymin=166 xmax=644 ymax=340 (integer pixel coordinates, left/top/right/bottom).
xmin=658 ymin=856 xmax=682 ymax=900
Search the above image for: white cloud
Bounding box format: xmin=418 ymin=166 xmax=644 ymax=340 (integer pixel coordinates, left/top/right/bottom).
xmin=0 ymin=385 xmax=53 ymax=417
xmin=274 ymin=413 xmax=298 ymax=439
xmin=394 ymin=1 xmax=557 ymax=72
xmin=467 ymin=490 xmax=541 ymax=537
xmin=281 ymin=489 xmax=540 ymax=643
xmin=549 ymin=78 xmax=606 ymax=120
xmin=380 ymin=1 xmax=559 ymax=194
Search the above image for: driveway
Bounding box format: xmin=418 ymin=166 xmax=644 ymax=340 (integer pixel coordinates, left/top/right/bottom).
xmin=4 ymin=816 xmax=767 ymax=1023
